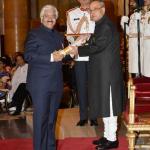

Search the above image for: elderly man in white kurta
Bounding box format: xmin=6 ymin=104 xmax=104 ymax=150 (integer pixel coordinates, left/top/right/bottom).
xmin=121 ymin=0 xmax=150 ymax=77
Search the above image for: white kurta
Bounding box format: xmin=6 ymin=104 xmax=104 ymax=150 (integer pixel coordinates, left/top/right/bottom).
xmin=66 ymin=7 xmax=95 ymax=61
xmin=8 ymin=63 xmax=28 ymax=100
xmin=103 ymin=87 xmax=117 ymax=141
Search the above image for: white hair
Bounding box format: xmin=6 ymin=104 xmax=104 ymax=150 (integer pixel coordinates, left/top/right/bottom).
xmin=40 ymin=5 xmax=59 ymax=22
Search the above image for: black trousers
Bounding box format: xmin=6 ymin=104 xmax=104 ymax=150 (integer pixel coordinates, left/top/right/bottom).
xmin=11 ymin=83 xmax=30 ymax=112
xmin=75 ymin=61 xmax=89 ymax=120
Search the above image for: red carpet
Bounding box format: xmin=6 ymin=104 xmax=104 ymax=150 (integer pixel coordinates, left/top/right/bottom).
xmin=0 ymin=137 xmax=128 ymax=150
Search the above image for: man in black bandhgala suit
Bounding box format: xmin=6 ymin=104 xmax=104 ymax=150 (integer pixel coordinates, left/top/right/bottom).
xmin=68 ymin=1 xmax=125 ymax=149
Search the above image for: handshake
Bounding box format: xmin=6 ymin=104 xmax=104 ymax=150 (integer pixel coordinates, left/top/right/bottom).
xmin=52 ymin=34 xmax=90 ymax=62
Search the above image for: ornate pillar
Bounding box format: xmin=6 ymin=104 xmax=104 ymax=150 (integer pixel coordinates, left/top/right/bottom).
xmin=4 ymin=0 xmax=30 ymax=56
xmin=117 ymin=0 xmax=129 ymax=16
xmin=104 ymin=0 xmax=116 ymax=23
xmin=0 ymin=0 xmax=4 ymax=56
xmin=0 ymin=0 xmax=4 ymax=35
xmin=31 ymin=0 xmax=38 ymax=19
xmin=58 ymin=0 xmax=70 ymax=25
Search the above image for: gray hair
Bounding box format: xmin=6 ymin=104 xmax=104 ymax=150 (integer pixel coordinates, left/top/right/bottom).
xmin=97 ymin=0 xmax=105 ymax=7
xmin=40 ymin=5 xmax=59 ymax=22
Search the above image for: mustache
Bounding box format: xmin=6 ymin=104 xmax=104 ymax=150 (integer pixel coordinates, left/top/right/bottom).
xmin=47 ymin=20 xmax=54 ymax=23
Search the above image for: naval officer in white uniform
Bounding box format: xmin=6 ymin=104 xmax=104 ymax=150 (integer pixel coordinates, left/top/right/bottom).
xmin=66 ymin=0 xmax=98 ymax=126
xmin=121 ymin=0 xmax=150 ymax=77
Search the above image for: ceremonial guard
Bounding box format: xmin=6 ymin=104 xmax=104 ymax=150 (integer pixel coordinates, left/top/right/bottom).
xmin=142 ymin=4 xmax=150 ymax=77
xmin=121 ymin=0 xmax=150 ymax=77
xmin=66 ymin=0 xmax=97 ymax=126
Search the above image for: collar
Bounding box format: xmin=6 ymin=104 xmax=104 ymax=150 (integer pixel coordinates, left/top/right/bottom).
xmin=40 ymin=24 xmax=54 ymax=33
xmin=95 ymin=15 xmax=107 ymax=26
xmin=80 ymin=7 xmax=89 ymax=11
xmin=19 ymin=63 xmax=26 ymax=68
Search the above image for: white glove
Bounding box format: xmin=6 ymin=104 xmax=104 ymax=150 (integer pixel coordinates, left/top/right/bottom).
xmin=121 ymin=16 xmax=129 ymax=24
xmin=120 ymin=16 xmax=129 ymax=34
xmin=134 ymin=12 xmax=141 ymax=20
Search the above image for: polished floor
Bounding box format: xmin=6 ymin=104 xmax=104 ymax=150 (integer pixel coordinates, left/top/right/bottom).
xmin=0 ymin=114 xmax=32 ymax=139
xmin=1 ymin=108 xmax=150 ymax=150
xmin=0 ymin=108 xmax=126 ymax=140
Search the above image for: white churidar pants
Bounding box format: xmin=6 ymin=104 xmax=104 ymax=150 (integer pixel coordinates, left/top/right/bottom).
xmin=102 ymin=86 xmax=118 ymax=141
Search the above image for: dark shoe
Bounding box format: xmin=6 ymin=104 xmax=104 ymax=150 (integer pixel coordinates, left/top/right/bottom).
xmin=93 ymin=137 xmax=107 ymax=145
xmin=8 ymin=103 xmax=15 ymax=108
xmin=76 ymin=120 xmax=88 ymax=126
xmin=11 ymin=111 xmax=20 ymax=116
xmin=96 ymin=140 xmax=119 ymax=149
xmin=90 ymin=119 xmax=98 ymax=126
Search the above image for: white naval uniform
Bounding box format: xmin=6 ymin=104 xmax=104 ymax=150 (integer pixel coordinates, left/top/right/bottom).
xmin=142 ymin=11 xmax=150 ymax=77
xmin=121 ymin=10 xmax=150 ymax=77
xmin=66 ymin=7 xmax=95 ymax=61
xmin=8 ymin=63 xmax=28 ymax=101
xmin=66 ymin=7 xmax=96 ymax=121
xmin=126 ymin=12 xmax=143 ymax=74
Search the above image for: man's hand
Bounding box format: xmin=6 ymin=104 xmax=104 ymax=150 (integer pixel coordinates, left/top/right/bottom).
xmin=1 ymin=76 xmax=10 ymax=83
xmin=78 ymin=34 xmax=91 ymax=41
xmin=52 ymin=51 xmax=64 ymax=62
xmin=68 ymin=46 xmax=78 ymax=56
xmin=72 ymin=34 xmax=91 ymax=46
